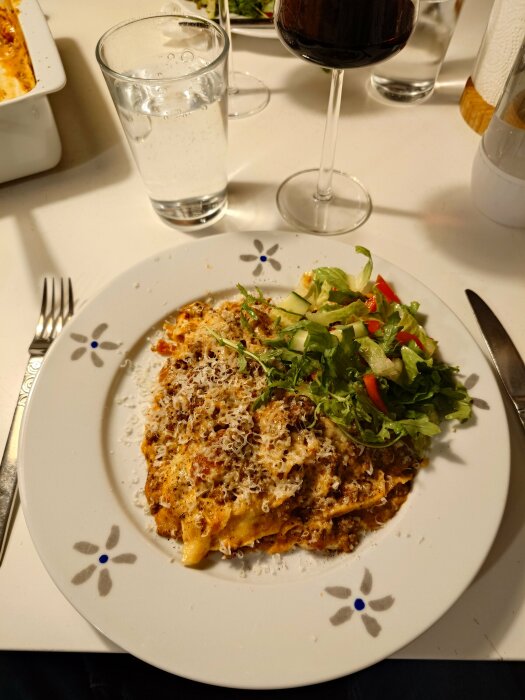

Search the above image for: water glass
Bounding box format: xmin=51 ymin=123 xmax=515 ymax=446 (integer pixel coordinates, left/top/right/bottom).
xmin=370 ymin=0 xmax=463 ymax=103
xmin=96 ymin=15 xmax=229 ymax=229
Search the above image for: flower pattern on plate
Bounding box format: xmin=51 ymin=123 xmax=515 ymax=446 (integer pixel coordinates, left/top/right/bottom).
xmin=70 ymin=323 xmax=120 ymax=367
xmin=71 ymin=525 xmax=137 ymax=596
xmin=325 ymin=569 xmax=394 ymax=637
xmin=240 ymin=239 xmax=281 ymax=276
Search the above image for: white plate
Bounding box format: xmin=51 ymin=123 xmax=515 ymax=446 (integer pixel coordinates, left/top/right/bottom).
xmin=164 ymin=0 xmax=277 ymax=38
xmin=232 ymin=24 xmax=276 ymax=39
xmin=19 ymin=231 xmax=510 ymax=689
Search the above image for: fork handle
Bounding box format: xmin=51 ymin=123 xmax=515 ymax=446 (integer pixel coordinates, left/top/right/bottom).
xmin=0 ymin=356 xmax=43 ymax=564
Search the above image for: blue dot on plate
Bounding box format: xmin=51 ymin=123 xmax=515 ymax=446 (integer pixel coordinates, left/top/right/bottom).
xmin=354 ymin=598 xmax=366 ymax=611
xmin=99 ymin=554 xmax=109 ymax=564
xmin=260 ymin=255 xmax=267 ymax=262
xmin=91 ymin=340 xmax=99 ymax=349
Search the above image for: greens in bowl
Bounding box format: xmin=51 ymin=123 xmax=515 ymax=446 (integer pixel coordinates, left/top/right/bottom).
xmin=189 ymin=0 xmax=274 ymax=20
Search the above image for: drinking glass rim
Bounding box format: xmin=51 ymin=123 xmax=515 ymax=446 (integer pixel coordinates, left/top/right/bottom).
xmin=95 ymin=13 xmax=230 ymax=84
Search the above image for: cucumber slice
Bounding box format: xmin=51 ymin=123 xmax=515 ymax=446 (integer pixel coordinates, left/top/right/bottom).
xmin=289 ymin=329 xmax=308 ymax=352
xmin=270 ymin=291 xmax=311 ymax=328
xmin=278 ymin=291 xmax=311 ymax=316
xmin=330 ymin=321 xmax=368 ymax=341
xmin=349 ymin=321 xmax=368 ymax=338
xmin=293 ymin=273 xmax=315 ymax=301
xmin=269 ymin=309 xmax=300 ymax=328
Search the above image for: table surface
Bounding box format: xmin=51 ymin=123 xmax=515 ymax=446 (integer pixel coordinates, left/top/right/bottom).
xmin=1 ymin=0 xmax=524 ymax=666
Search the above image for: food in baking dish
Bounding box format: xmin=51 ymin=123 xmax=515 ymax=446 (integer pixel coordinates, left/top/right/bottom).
xmin=0 ymin=0 xmax=35 ymax=101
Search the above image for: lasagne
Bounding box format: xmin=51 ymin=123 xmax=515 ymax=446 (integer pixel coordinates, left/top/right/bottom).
xmin=0 ymin=0 xmax=35 ymax=102
xmin=142 ymin=298 xmax=423 ymax=566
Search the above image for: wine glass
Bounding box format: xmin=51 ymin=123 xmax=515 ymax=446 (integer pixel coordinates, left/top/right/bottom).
xmin=274 ymin=0 xmax=419 ymax=234
xmin=218 ymin=0 xmax=270 ymax=118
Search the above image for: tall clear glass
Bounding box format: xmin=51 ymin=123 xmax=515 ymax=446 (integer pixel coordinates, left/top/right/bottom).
xmin=96 ymin=15 xmax=229 ymax=229
xmin=218 ymin=0 xmax=270 ymax=118
xmin=274 ymin=0 xmax=419 ymax=235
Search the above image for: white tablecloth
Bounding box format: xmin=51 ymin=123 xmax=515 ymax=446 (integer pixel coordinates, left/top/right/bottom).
xmin=1 ymin=0 xmax=524 ymax=664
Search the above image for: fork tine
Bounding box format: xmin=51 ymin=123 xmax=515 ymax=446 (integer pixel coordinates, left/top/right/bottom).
xmin=35 ymin=279 xmax=48 ymax=337
xmin=59 ymin=278 xmax=65 ymax=322
xmin=66 ymin=278 xmax=74 ymax=321
xmin=44 ymin=279 xmax=56 ymax=339
xmin=51 ymin=279 xmax=65 ymax=337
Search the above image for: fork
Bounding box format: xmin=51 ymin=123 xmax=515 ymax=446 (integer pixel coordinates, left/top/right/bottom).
xmin=0 ymin=278 xmax=74 ymax=564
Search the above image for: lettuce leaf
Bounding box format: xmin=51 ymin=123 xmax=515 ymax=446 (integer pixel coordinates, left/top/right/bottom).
xmin=358 ymin=337 xmax=403 ymax=380
xmin=347 ymin=246 xmax=373 ymax=293
xmin=398 ymin=306 xmax=437 ymax=356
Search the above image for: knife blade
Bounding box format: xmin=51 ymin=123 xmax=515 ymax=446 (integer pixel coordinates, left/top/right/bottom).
xmin=466 ymin=289 xmax=525 ymax=430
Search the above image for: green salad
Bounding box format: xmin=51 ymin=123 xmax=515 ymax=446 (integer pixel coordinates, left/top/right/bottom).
xmin=191 ymin=0 xmax=274 ymax=19
xmin=212 ymin=246 xmax=472 ymax=452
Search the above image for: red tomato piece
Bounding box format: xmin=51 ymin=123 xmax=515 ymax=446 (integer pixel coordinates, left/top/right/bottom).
xmin=366 ymin=320 xmax=382 ymax=334
xmin=375 ymin=275 xmax=400 ymax=304
xmin=396 ymin=330 xmax=425 ymax=352
xmin=363 ymin=374 xmax=388 ymax=413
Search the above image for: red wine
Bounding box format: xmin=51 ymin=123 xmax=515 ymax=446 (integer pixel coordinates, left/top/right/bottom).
xmin=276 ymin=0 xmax=416 ymax=69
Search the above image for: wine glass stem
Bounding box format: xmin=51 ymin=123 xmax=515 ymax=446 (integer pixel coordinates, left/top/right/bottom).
xmin=316 ymin=68 xmax=344 ymax=203
xmin=219 ymin=0 xmax=238 ymax=94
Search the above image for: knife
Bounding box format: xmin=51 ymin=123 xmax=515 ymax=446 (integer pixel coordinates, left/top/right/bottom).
xmin=466 ymin=289 xmax=525 ymax=430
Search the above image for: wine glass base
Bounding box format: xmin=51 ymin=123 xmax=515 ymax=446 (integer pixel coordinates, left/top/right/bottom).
xmin=276 ymin=169 xmax=372 ymax=235
xmin=227 ymin=71 xmax=270 ymax=119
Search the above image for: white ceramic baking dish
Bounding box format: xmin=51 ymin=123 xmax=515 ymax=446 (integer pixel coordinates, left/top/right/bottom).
xmin=0 ymin=0 xmax=66 ymax=183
